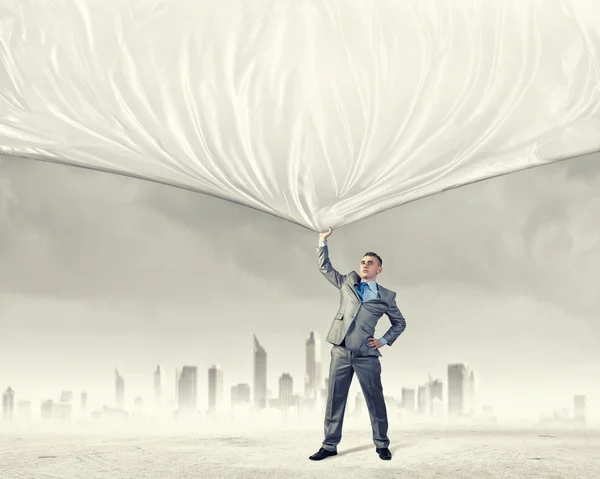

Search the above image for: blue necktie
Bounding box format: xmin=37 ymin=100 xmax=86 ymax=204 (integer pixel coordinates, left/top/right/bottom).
xmin=358 ymin=282 xmax=368 ymax=300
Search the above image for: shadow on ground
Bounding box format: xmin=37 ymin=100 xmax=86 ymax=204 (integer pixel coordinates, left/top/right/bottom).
xmin=336 ymin=444 xmax=373 ymax=457
xmin=335 ymin=441 xmax=407 ymax=457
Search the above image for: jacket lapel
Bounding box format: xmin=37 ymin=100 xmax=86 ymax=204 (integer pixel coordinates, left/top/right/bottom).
xmin=350 ymin=272 xmax=362 ymax=300
xmin=351 ymin=271 xmax=387 ymax=303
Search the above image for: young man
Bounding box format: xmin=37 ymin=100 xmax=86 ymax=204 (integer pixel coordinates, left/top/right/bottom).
xmin=309 ymin=227 xmax=407 ymax=461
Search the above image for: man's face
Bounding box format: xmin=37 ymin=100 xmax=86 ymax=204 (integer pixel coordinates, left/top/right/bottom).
xmin=360 ymin=255 xmax=382 ymax=281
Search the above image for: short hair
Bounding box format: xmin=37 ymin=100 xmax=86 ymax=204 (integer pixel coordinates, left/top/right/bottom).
xmin=362 ymin=252 xmax=382 ymax=267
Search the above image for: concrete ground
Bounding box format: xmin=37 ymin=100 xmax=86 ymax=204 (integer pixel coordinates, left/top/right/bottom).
xmin=1 ymin=424 xmax=599 ymax=478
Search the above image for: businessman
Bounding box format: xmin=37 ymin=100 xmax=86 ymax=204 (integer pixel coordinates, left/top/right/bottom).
xmin=309 ymin=227 xmax=407 ymax=462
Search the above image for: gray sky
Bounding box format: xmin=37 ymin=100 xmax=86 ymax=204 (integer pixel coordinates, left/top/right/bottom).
xmin=1 ymin=153 xmax=599 ymax=418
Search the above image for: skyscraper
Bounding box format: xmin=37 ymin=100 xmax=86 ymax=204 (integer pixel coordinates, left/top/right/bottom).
xmin=428 ymin=377 xmax=443 ymax=415
xmin=81 ymin=391 xmax=88 ymax=415
xmin=253 ymin=335 xmax=267 ymax=410
xmin=466 ymin=369 xmax=478 ymax=414
xmin=115 ymin=369 xmax=125 ymax=410
xmin=177 ymin=366 xmax=198 ymax=413
xmin=208 ymin=365 xmax=224 ymax=413
xmin=305 ymin=330 xmax=322 ymax=400
xmin=154 ymin=365 xmax=162 ymax=406
xmin=278 ymin=373 xmax=294 ymax=411
xmin=417 ymin=384 xmax=430 ymax=414
xmin=2 ymin=387 xmax=14 ymax=420
xmin=448 ymin=363 xmax=476 ymax=417
xmin=401 ymin=388 xmax=416 ymax=412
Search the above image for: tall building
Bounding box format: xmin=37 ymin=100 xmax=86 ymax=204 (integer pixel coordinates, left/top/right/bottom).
xmin=428 ymin=377 xmax=444 ymax=415
xmin=177 ymin=366 xmax=198 ymax=413
xmin=278 ymin=373 xmax=294 ymax=411
xmin=417 ymin=385 xmax=430 ymax=414
xmin=231 ymin=383 xmax=251 ymax=406
xmin=401 ymin=388 xmax=415 ymax=412
xmin=253 ymin=335 xmax=267 ymax=409
xmin=305 ymin=331 xmax=322 ymax=400
xmin=448 ymin=363 xmax=476 ymax=416
xmin=81 ymin=392 xmax=88 ymax=414
xmin=115 ymin=369 xmax=125 ymax=410
xmin=467 ymin=369 xmax=478 ymax=414
xmin=208 ymin=365 xmax=224 ymax=413
xmin=2 ymin=387 xmax=14 ymax=420
xmin=154 ymin=366 xmax=162 ymax=405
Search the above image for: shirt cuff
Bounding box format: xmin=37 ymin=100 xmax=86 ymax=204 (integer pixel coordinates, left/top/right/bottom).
xmin=379 ymin=337 xmax=388 ymax=346
xmin=318 ymin=240 xmax=327 ymax=247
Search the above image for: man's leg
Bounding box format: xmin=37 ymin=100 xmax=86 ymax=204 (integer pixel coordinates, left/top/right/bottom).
xmin=322 ymin=345 xmax=354 ymax=451
xmin=353 ymin=355 xmax=390 ymax=449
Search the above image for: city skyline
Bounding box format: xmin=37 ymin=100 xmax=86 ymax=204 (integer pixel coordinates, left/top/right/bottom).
xmin=1 ymin=152 xmax=600 ymax=422
xmin=1 ymin=331 xmax=594 ymax=425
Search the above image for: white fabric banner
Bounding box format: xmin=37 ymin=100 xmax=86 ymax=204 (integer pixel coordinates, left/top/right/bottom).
xmin=1 ymin=0 xmax=599 ymax=231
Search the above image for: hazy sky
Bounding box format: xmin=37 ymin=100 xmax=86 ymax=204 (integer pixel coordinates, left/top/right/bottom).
xmin=1 ymin=153 xmax=599 ymax=418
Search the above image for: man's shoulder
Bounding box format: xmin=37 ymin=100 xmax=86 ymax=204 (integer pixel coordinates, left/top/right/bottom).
xmin=347 ymin=270 xmax=359 ymax=282
xmin=377 ymin=283 xmax=396 ymax=297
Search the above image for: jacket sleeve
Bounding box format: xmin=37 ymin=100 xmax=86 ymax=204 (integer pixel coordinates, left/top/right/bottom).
xmin=381 ymin=294 xmax=406 ymax=346
xmin=316 ymin=241 xmax=347 ymax=289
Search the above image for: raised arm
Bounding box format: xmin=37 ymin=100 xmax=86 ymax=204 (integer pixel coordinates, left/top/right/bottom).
xmin=316 ymin=227 xmax=346 ymax=289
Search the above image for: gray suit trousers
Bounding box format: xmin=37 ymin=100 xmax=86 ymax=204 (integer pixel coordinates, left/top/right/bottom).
xmin=322 ymin=344 xmax=389 ymax=451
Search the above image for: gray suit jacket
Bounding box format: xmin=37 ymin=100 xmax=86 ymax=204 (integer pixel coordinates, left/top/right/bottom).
xmin=317 ymin=244 xmax=407 ymax=357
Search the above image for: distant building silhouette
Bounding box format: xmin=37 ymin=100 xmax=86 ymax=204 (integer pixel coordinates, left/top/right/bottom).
xmin=154 ymin=365 xmax=162 ymax=406
xmin=41 ymin=400 xmax=53 ymax=420
xmin=208 ymin=365 xmax=224 ymax=413
xmin=231 ymin=383 xmax=251 ymax=406
xmin=417 ymin=384 xmax=430 ymax=414
xmin=278 ymin=373 xmax=294 ymax=411
xmin=448 ymin=363 xmax=476 ymax=416
xmin=418 ymin=375 xmax=444 ymax=416
xmin=53 ymin=402 xmax=72 ymax=419
xmin=81 ymin=391 xmax=88 ymax=415
xmin=115 ymin=369 xmax=125 ymax=410
xmin=253 ymin=335 xmax=267 ymax=409
xmin=305 ymin=331 xmax=322 ymax=401
xmin=38 ymin=398 xmax=70 ymax=420
xmin=401 ymin=388 xmax=416 ymax=412
xmin=60 ymin=390 xmax=73 ymax=403
xmin=177 ymin=366 xmax=198 ymax=413
xmin=2 ymin=387 xmax=14 ymax=420
xmin=429 ymin=377 xmax=443 ymax=414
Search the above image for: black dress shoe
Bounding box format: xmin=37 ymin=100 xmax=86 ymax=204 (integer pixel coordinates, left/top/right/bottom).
xmin=376 ymin=447 xmax=392 ymax=460
xmin=309 ymin=447 xmax=338 ymax=460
